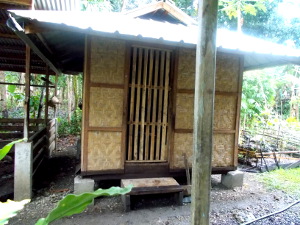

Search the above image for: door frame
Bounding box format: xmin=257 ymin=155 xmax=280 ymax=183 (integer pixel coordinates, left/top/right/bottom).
xmin=123 ymin=42 xmax=178 ymax=168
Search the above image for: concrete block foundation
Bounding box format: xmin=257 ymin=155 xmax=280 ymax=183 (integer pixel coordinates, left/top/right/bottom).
xmin=74 ymin=175 xmax=95 ymax=195
xmin=221 ymin=170 xmax=244 ymax=189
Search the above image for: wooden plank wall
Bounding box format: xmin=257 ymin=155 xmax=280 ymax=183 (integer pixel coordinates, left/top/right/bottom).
xmin=82 ymin=36 xmax=127 ymax=172
xmin=171 ymin=48 xmax=243 ymax=169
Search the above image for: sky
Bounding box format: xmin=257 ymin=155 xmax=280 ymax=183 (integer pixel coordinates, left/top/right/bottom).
xmin=278 ymin=0 xmax=300 ymax=19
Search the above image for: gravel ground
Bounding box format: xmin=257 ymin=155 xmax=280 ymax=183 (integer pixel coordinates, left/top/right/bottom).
xmin=8 ymin=136 xmax=300 ymax=225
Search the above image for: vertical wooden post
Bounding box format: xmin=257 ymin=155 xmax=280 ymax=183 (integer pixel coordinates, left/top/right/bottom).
xmin=54 ymin=73 xmax=58 ymax=152
xmin=24 ymin=45 xmax=31 ymax=140
xmin=191 ymin=1 xmax=218 ymax=225
xmin=54 ymin=73 xmax=58 ymax=117
xmin=45 ymin=65 xmax=49 ymax=126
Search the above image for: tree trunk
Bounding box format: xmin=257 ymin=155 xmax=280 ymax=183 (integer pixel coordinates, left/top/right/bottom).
xmin=237 ymin=2 xmax=243 ymax=33
xmin=0 ymin=71 xmax=8 ymax=118
xmin=67 ymin=76 xmax=73 ymax=122
xmin=73 ymin=76 xmax=78 ymax=113
xmin=191 ymin=0 xmax=218 ymax=225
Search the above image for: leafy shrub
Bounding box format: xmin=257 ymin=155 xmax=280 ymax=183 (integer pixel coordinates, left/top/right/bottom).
xmin=58 ymin=109 xmax=82 ymax=136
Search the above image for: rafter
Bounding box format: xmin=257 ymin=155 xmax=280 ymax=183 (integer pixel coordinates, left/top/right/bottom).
xmin=0 ymin=66 xmax=55 ymax=75
xmin=1 ymin=45 xmax=25 ymax=51
xmin=0 ymin=33 xmax=19 ymax=39
xmin=0 ymin=19 xmax=7 ymax=25
xmin=7 ymin=16 xmax=61 ymax=75
xmin=0 ymin=0 xmax=31 ymax=6
xmin=0 ymin=54 xmax=42 ymax=61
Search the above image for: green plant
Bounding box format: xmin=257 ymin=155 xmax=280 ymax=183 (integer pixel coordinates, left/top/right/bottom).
xmin=0 ymin=199 xmax=30 ymax=225
xmin=35 ymin=185 xmax=132 ymax=225
xmin=0 ymin=139 xmax=25 ymax=161
xmin=260 ymin=168 xmax=300 ymax=197
xmin=58 ymin=109 xmax=82 ymax=136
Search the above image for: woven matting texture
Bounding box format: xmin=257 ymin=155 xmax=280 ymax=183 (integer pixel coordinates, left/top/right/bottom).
xmin=89 ymin=87 xmax=123 ymax=127
xmin=216 ymin=53 xmax=240 ymax=92
xmin=175 ymin=93 xmax=194 ymax=129
xmin=90 ymin=36 xmax=125 ymax=84
xmin=212 ymin=133 xmax=235 ymax=167
xmin=172 ymin=133 xmax=193 ymax=169
xmin=87 ymin=131 xmax=122 ymax=171
xmin=177 ymin=48 xmax=196 ymax=90
xmin=214 ymin=95 xmax=237 ymax=130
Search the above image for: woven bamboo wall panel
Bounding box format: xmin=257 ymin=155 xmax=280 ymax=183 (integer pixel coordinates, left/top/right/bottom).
xmin=215 ymin=53 xmax=240 ymax=92
xmin=214 ymin=95 xmax=237 ymax=130
xmin=212 ymin=133 xmax=235 ymax=167
xmin=175 ymin=93 xmax=194 ymax=129
xmin=177 ymin=48 xmax=196 ymax=90
xmin=89 ymin=87 xmax=123 ymax=127
xmin=87 ymin=131 xmax=122 ymax=171
xmin=90 ymin=36 xmax=125 ymax=84
xmin=172 ymin=133 xmax=193 ymax=168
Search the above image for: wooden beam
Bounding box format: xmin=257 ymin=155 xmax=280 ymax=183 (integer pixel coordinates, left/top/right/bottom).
xmin=0 ymin=81 xmax=55 ymax=88
xmin=0 ymin=33 xmax=19 ymax=39
xmin=1 ymin=45 xmax=25 ymax=51
xmin=191 ymin=1 xmax=218 ymax=225
xmin=24 ymin=22 xmax=56 ymax=34
xmin=0 ymin=65 xmax=55 ymax=75
xmin=0 ymin=3 xmax=30 ymax=9
xmin=0 ymin=19 xmax=7 ymax=25
xmin=0 ymin=52 xmax=41 ymax=61
xmin=161 ymin=1 xmax=197 ymax=25
xmin=24 ymin=44 xmax=31 ymax=140
xmin=0 ymin=0 xmax=31 ymax=6
xmin=123 ymin=2 xmax=164 ymax=17
xmin=7 ymin=16 xmax=61 ymax=75
xmin=45 ymin=66 xmax=49 ymax=126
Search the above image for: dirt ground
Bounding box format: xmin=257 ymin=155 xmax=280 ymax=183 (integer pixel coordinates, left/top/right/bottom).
xmin=7 ymin=136 xmax=300 ymax=225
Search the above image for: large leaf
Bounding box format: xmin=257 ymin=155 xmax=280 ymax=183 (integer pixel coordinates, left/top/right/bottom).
xmin=35 ymin=185 xmax=132 ymax=225
xmin=7 ymin=85 xmax=16 ymax=93
xmin=0 ymin=199 xmax=30 ymax=225
xmin=0 ymin=139 xmax=25 ymax=161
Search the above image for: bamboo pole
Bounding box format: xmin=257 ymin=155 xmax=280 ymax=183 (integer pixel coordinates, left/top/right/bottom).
xmin=150 ymin=50 xmax=159 ymax=160
xmin=134 ymin=49 xmax=143 ymax=160
xmin=45 ymin=65 xmax=49 ymax=126
xmin=128 ymin=47 xmax=137 ymax=160
xmin=54 ymin=73 xmax=58 ymax=153
xmin=191 ymin=1 xmax=218 ymax=225
xmin=156 ymin=51 xmax=165 ymax=160
xmin=140 ymin=49 xmax=149 ymax=160
xmin=24 ymin=45 xmax=31 ymax=140
xmin=145 ymin=49 xmax=154 ymax=160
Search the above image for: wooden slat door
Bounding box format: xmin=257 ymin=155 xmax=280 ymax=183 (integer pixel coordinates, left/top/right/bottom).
xmin=127 ymin=46 xmax=172 ymax=162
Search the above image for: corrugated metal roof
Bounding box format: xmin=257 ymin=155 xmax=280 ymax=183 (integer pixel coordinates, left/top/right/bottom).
xmin=8 ymin=10 xmax=300 ymax=71
xmin=33 ymin=0 xmax=81 ymax=11
xmin=10 ymin=10 xmax=300 ymax=54
xmin=0 ymin=8 xmax=55 ymax=74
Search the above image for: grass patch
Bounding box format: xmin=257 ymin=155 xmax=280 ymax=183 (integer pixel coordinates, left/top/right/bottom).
xmin=259 ymin=168 xmax=300 ymax=197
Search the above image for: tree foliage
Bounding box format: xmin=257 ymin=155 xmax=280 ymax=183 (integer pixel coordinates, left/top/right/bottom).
xmin=218 ymin=0 xmax=300 ymax=47
xmin=219 ymin=0 xmax=267 ymax=19
xmin=241 ymin=66 xmax=300 ymax=128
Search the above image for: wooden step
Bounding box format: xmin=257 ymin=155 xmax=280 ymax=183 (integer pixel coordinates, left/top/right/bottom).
xmin=121 ymin=177 xmax=184 ymax=211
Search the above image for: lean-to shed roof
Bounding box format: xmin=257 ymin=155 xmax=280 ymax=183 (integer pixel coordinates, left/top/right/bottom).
xmin=7 ymin=9 xmax=300 ymax=73
xmin=0 ymin=0 xmax=80 ymax=75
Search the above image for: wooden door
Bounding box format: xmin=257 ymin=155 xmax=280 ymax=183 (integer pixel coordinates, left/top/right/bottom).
xmin=126 ymin=46 xmax=172 ymax=162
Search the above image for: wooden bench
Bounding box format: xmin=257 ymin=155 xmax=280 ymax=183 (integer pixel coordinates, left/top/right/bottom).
xmin=121 ymin=177 xmax=184 ymax=211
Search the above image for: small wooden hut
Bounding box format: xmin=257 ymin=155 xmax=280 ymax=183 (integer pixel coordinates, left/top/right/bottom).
xmin=7 ymin=1 xmax=300 ymax=180
xmin=81 ymin=36 xmax=242 ymax=178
